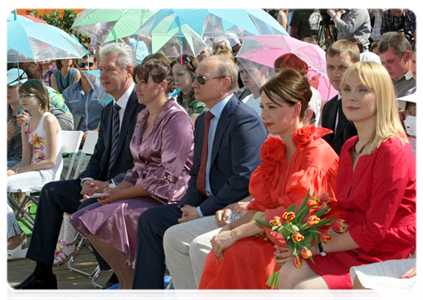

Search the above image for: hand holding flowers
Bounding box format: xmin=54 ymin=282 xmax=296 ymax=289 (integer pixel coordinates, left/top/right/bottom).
xmin=256 ymin=190 xmax=343 ymax=288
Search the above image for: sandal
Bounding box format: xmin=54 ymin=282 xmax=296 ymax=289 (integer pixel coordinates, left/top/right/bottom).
xmin=7 ymin=237 xmax=28 ymax=261
xmin=53 ymin=240 xmax=77 ymax=266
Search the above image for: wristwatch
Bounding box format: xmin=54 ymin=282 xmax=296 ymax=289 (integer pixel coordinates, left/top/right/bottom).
xmin=318 ymin=242 xmax=327 ymax=257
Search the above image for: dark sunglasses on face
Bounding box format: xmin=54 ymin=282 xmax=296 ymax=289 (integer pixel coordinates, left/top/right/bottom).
xmin=78 ymin=62 xmax=95 ymax=68
xmin=192 ymin=74 xmax=227 ymax=85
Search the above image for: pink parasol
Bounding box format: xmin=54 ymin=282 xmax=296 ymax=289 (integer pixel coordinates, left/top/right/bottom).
xmin=237 ymin=35 xmax=338 ymax=101
xmin=23 ymin=15 xmax=47 ymax=24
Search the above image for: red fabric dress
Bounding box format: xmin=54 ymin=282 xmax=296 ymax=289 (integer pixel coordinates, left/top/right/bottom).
xmin=307 ymin=136 xmax=416 ymax=289
xmin=199 ymin=126 xmax=339 ymax=289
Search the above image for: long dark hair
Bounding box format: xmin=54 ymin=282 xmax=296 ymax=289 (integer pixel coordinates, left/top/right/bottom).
xmin=133 ymin=59 xmax=174 ymax=94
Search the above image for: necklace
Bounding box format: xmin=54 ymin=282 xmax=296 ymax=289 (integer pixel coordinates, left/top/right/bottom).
xmin=353 ymin=141 xmax=367 ymax=156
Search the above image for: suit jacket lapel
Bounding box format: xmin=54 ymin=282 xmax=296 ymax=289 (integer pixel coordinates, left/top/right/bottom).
xmin=210 ymin=96 xmax=236 ymax=163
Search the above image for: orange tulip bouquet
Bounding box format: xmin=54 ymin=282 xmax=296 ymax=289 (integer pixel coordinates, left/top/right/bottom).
xmin=256 ymin=190 xmax=341 ymax=288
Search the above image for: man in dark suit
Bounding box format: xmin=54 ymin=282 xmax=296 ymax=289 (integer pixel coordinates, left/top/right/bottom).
xmin=131 ymin=55 xmax=267 ymax=289
xmin=15 ymin=43 xmax=144 ymax=289
xmin=321 ymin=40 xmax=360 ymax=155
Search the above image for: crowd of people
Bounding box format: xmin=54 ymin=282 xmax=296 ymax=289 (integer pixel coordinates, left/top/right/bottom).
xmin=7 ymin=8 xmax=416 ymax=292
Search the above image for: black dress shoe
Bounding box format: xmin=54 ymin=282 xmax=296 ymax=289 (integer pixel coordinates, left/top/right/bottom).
xmin=13 ymin=273 xmax=57 ymax=289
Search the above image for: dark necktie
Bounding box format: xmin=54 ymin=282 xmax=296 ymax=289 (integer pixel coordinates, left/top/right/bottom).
xmin=197 ymin=111 xmax=214 ymax=196
xmin=108 ymin=103 xmax=121 ymax=176
xmin=335 ymin=98 xmax=343 ymax=136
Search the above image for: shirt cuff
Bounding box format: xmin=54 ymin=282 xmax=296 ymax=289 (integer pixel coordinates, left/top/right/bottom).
xmin=197 ymin=206 xmax=204 ymax=218
xmin=80 ymin=177 xmax=95 ymax=186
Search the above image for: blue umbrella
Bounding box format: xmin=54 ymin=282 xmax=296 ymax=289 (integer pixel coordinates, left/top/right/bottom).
xmin=82 ymin=70 xmax=114 ymax=106
xmin=7 ymin=20 xmax=88 ymax=63
xmin=137 ymin=9 xmax=288 ymax=39
xmin=7 ymin=12 xmax=33 ymax=23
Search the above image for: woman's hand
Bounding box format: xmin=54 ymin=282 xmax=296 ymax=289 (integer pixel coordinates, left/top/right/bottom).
xmin=98 ymin=187 xmax=124 ymax=205
xmin=274 ymin=244 xmax=292 ymax=264
xmin=215 ymin=207 xmax=233 ymax=227
xmin=400 ymin=267 xmax=416 ymax=279
xmin=211 ymin=230 xmax=238 ymax=261
xmin=7 ymin=169 xmax=16 ymax=176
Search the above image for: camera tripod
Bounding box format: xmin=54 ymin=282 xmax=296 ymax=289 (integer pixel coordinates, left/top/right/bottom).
xmin=317 ymin=20 xmax=336 ymax=49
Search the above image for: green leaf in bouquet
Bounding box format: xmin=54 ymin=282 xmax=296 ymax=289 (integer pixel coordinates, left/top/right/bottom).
xmin=286 ymin=204 xmax=297 ymax=213
xmin=271 ymin=225 xmax=280 ymax=233
xmin=295 ymin=190 xmax=311 ymax=221
xmin=309 ymin=255 xmax=315 ymax=264
xmin=303 ymin=233 xmax=314 ymax=245
xmin=314 ymin=206 xmax=330 ymax=218
xmin=313 ymin=232 xmax=320 ymax=252
xmin=255 ymin=219 xmax=271 ymax=228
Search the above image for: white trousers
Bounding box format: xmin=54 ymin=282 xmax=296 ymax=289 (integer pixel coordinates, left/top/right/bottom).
xmin=163 ymin=216 xmax=221 ymax=289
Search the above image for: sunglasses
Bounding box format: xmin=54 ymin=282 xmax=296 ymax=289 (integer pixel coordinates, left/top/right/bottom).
xmin=192 ymin=74 xmax=227 ymax=85
xmin=19 ymin=93 xmax=35 ymax=100
xmin=78 ymin=62 xmax=95 ymax=68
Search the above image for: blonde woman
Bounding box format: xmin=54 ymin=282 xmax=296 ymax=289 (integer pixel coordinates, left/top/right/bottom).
xmin=276 ymin=62 xmax=416 ymax=289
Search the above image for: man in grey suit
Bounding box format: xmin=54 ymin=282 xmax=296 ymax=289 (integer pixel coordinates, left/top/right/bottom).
xmin=14 ymin=43 xmax=144 ymax=289
xmin=132 ymin=55 xmax=267 ymax=289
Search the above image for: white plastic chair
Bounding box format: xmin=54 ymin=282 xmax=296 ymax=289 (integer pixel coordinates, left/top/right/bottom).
xmin=8 ymin=130 xmax=84 ymax=232
xmin=67 ymin=131 xmax=104 ymax=288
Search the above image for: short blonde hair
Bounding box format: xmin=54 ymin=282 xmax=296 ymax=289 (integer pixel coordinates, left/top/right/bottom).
xmin=341 ymin=62 xmax=407 ymax=155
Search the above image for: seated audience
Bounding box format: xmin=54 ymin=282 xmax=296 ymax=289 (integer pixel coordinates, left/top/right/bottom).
xmin=378 ymin=32 xmax=415 ymax=97
xmin=62 ymin=53 xmax=105 ymax=132
xmin=7 ymin=69 xmax=27 ymax=168
xmin=274 ymin=53 xmax=323 ymax=126
xmin=51 ymin=58 xmax=81 ymax=93
xmin=170 ymin=55 xmax=206 ymax=124
xmin=275 ymin=62 xmax=415 ymax=289
xmin=212 ymin=38 xmax=232 ymax=54
xmin=39 ymin=60 xmax=57 ymax=87
xmin=321 ymin=40 xmax=360 ymax=155
xmin=14 ymin=43 xmax=144 ymax=290
xmin=199 ymin=69 xmax=339 ymax=289
xmin=131 ymin=55 xmax=267 ymax=289
xmin=70 ymin=60 xmax=194 ymax=289
xmin=7 ymin=80 xmax=63 ymax=260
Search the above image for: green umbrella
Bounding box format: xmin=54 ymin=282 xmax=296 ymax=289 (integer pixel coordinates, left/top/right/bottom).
xmin=72 ymin=9 xmax=158 ymax=44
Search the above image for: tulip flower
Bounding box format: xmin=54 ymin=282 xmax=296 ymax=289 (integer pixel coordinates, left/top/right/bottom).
xmin=292 ymin=231 xmax=304 ymax=243
xmin=320 ymin=232 xmax=332 ymax=243
xmin=332 ymin=219 xmax=346 ymax=233
xmin=319 ymin=193 xmax=331 ymax=203
xmin=282 ymin=211 xmax=295 ymax=224
xmin=306 ymin=196 xmax=321 ymax=208
xmin=293 ymin=255 xmax=303 ymax=269
xmin=269 ymin=216 xmax=282 ymax=227
xmin=306 ymin=215 xmax=320 ymax=226
xmin=301 ymin=247 xmax=312 ymax=259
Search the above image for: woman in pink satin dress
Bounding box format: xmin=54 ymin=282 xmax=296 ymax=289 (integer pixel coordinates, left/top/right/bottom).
xmin=71 ymin=60 xmax=194 ymax=289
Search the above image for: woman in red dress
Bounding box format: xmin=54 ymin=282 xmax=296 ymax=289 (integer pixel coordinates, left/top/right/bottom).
xmin=276 ymin=62 xmax=416 ymax=289
xmin=199 ymin=69 xmax=339 ymax=289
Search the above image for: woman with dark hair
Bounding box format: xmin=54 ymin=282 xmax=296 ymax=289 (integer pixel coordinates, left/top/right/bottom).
xmin=70 ymin=59 xmax=194 ymax=289
xmin=171 ymin=55 xmax=206 ymax=124
xmin=7 ymin=79 xmax=62 ymax=260
xmin=51 ymin=58 xmax=81 ymax=93
xmin=199 ymin=69 xmax=339 ymax=289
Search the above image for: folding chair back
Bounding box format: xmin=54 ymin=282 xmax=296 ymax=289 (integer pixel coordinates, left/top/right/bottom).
xmin=73 ymin=131 xmax=98 ymax=179
xmin=61 ymin=130 xmax=84 ymax=180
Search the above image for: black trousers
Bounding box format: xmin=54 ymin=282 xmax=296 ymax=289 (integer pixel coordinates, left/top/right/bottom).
xmin=26 ymin=179 xmax=110 ymax=270
xmin=132 ymin=204 xmax=182 ymax=289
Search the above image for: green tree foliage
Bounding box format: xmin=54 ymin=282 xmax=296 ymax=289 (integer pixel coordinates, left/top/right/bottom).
xmin=31 ymin=9 xmax=90 ymax=46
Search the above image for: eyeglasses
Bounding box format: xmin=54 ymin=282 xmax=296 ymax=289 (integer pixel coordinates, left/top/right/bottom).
xmin=192 ymin=74 xmax=227 ymax=85
xmin=19 ymin=93 xmax=35 ymax=100
xmin=78 ymin=62 xmax=95 ymax=68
